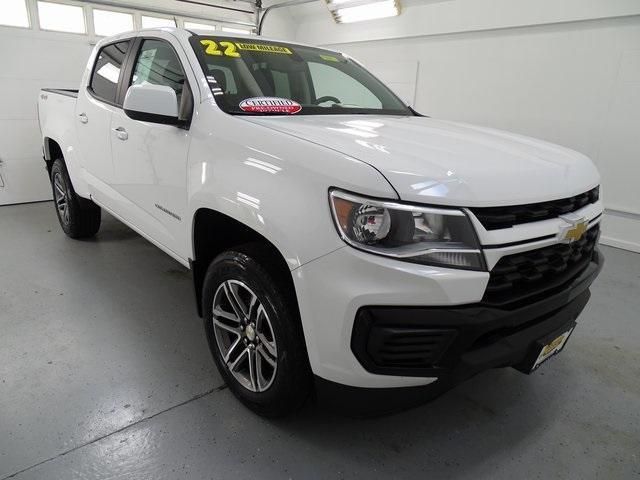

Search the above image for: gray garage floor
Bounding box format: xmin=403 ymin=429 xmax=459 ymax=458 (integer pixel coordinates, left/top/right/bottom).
xmin=1 ymin=202 xmax=638 ymax=480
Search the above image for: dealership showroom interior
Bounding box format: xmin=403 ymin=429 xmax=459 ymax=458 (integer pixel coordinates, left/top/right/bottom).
xmin=1 ymin=0 xmax=639 ymax=478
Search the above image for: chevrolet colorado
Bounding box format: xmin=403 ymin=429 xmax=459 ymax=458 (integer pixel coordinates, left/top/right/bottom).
xmin=38 ymin=28 xmax=603 ymax=416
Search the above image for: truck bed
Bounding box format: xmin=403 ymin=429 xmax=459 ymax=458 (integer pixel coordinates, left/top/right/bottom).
xmin=38 ymin=88 xmax=79 ymax=162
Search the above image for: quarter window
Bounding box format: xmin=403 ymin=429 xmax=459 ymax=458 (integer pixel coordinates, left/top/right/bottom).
xmin=90 ymin=41 xmax=130 ymax=104
xmin=130 ymin=40 xmax=186 ymax=105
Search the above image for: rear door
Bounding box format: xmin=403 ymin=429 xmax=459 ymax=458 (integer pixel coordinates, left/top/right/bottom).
xmin=108 ymin=34 xmax=193 ymax=259
xmin=75 ymin=40 xmax=132 ymax=207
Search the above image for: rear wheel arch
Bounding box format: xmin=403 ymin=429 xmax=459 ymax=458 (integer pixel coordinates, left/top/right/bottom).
xmin=190 ymin=208 xmax=298 ymax=319
xmin=43 ymin=137 xmax=63 ymax=174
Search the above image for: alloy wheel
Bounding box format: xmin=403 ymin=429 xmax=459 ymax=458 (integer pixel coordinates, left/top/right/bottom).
xmin=53 ymin=172 xmax=69 ymax=226
xmin=212 ymin=280 xmax=278 ymax=392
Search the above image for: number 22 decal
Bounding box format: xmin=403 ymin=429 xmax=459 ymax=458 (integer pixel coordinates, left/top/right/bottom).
xmin=200 ymin=40 xmax=240 ymax=58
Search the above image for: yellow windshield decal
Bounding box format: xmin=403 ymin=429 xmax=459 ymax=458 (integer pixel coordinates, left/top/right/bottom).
xmin=200 ymin=40 xmax=241 ymax=57
xmin=235 ymin=42 xmax=293 ymax=55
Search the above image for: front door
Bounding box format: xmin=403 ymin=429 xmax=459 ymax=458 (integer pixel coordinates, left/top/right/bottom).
xmin=108 ymin=36 xmax=192 ymax=260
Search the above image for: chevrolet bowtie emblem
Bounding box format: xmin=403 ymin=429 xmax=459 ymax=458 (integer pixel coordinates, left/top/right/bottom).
xmin=558 ymin=213 xmax=589 ymax=243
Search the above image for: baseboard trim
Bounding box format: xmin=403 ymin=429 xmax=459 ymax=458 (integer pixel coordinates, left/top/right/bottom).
xmin=600 ymin=235 xmax=640 ymax=254
xmin=0 ymin=199 xmax=53 ymax=207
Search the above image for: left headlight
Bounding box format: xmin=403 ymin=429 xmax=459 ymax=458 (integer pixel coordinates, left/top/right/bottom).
xmin=329 ymin=189 xmax=484 ymax=270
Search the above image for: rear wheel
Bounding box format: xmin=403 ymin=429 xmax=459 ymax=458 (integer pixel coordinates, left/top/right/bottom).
xmin=202 ymin=245 xmax=312 ymax=417
xmin=50 ymin=158 xmax=101 ymax=239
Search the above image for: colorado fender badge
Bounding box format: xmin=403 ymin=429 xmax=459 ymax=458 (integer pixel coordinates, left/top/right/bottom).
xmin=239 ymin=97 xmax=302 ymax=114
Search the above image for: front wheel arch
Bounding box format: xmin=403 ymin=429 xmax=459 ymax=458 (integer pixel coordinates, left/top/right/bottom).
xmin=190 ymin=208 xmax=297 ymax=319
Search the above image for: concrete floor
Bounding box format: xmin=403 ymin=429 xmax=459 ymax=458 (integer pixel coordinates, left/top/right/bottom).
xmin=0 ymin=202 xmax=638 ymax=480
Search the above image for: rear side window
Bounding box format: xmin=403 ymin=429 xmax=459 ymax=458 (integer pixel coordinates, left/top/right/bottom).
xmin=90 ymin=41 xmax=130 ymax=104
xmin=130 ymin=39 xmax=185 ymax=105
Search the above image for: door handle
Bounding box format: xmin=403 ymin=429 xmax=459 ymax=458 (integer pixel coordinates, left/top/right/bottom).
xmin=78 ymin=113 xmax=88 ymax=124
xmin=113 ymin=127 xmax=128 ymax=141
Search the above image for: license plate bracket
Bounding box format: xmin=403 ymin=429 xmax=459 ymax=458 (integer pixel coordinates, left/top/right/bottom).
xmin=519 ymin=322 xmax=576 ymax=374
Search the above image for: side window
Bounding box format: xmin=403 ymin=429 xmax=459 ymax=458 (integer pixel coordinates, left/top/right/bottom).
xmin=130 ymin=39 xmax=185 ymax=105
xmin=90 ymin=41 xmax=130 ymax=104
xmin=308 ymin=62 xmax=382 ymax=108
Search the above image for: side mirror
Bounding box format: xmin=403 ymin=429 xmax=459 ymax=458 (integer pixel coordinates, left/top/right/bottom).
xmin=123 ymin=84 xmax=182 ymax=126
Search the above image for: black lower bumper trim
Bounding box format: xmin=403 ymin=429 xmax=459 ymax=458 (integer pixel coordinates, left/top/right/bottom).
xmin=326 ymin=249 xmax=603 ymax=415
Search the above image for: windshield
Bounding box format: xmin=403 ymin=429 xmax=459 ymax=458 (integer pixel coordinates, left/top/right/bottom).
xmin=189 ymin=35 xmax=413 ymax=116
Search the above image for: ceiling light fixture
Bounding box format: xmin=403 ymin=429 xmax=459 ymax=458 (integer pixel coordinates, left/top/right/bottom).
xmin=325 ymin=0 xmax=400 ymax=24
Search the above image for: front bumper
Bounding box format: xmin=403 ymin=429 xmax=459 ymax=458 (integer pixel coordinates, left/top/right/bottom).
xmin=314 ymin=249 xmax=603 ymax=414
xmin=293 ymin=237 xmax=603 ymax=388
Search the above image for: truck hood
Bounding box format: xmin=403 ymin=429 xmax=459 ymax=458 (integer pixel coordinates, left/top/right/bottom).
xmin=244 ymin=115 xmax=600 ymax=207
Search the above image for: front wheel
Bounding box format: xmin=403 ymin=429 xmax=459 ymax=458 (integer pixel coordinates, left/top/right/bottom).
xmin=202 ymin=245 xmax=312 ymax=417
xmin=50 ymin=159 xmax=101 ymax=239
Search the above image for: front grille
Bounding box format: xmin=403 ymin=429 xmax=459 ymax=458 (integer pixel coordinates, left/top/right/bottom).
xmin=484 ymin=224 xmax=599 ymax=307
xmin=366 ymin=326 xmax=458 ymax=369
xmin=471 ymin=187 xmax=599 ymax=230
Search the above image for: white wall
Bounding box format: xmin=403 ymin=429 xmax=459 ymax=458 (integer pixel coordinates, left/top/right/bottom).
xmin=0 ymin=27 xmax=92 ymax=205
xmin=260 ymin=0 xmax=297 ymax=40
xmin=283 ymin=0 xmax=640 ymax=252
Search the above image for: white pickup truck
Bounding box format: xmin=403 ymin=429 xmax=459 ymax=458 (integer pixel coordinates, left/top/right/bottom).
xmin=38 ymin=28 xmax=604 ymax=416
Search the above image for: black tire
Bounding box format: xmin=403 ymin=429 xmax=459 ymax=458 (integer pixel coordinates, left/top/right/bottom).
xmin=50 ymin=158 xmax=101 ymax=239
xmin=202 ymin=244 xmax=312 ymax=417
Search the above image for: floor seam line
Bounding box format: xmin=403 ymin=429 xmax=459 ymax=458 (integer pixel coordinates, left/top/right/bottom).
xmin=0 ymin=383 xmax=227 ymax=480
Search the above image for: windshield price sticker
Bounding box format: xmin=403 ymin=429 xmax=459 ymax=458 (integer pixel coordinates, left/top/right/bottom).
xmin=201 ymin=40 xmax=293 ymax=57
xmin=235 ymin=43 xmax=293 ymax=55
xmin=239 ymin=97 xmax=302 ymax=114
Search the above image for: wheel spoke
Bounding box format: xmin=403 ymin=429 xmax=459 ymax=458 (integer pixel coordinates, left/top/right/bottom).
xmin=248 ymin=348 xmax=258 ymax=391
xmin=223 ymin=282 xmax=246 ymax=319
xmin=54 ymin=176 xmax=64 ymax=192
xmin=247 ymin=293 xmax=258 ymax=322
xmin=213 ymin=317 xmax=241 ymax=335
xmin=227 ymin=347 xmax=248 ymax=371
xmin=212 ymin=307 xmax=240 ymax=324
xmin=223 ymin=336 xmax=244 ymax=363
xmin=258 ymin=333 xmax=276 ymax=358
xmin=55 ymin=185 xmax=65 ymax=199
xmin=256 ymin=349 xmax=264 ymax=391
xmin=257 ymin=344 xmax=276 ymax=368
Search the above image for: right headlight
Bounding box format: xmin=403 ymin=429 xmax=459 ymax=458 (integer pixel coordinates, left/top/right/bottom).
xmin=329 ymin=189 xmax=484 ymax=270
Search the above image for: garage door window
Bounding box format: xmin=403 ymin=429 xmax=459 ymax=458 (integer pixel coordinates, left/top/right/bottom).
xmin=90 ymin=41 xmax=130 ymax=104
xmin=131 ymin=40 xmax=185 ymax=105
xmin=93 ymin=9 xmax=134 ymax=37
xmin=141 ymin=16 xmax=176 ymax=29
xmin=37 ymin=1 xmax=86 ymax=34
xmin=2 ymin=0 xmax=29 ymax=28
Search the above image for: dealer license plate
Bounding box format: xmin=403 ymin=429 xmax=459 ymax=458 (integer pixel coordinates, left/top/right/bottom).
xmin=530 ymin=327 xmax=574 ymax=372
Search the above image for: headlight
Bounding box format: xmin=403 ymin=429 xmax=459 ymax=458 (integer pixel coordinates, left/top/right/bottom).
xmin=329 ymin=189 xmax=484 ymax=270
